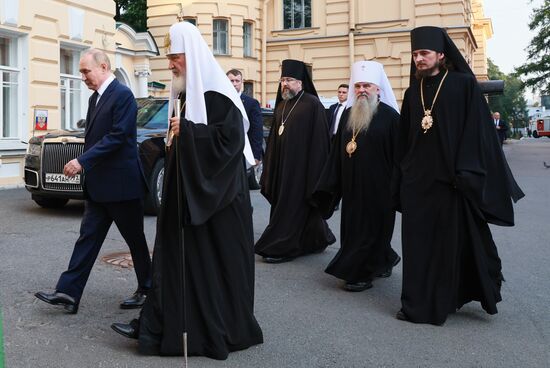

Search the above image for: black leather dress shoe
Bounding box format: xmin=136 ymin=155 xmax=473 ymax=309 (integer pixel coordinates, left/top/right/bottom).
xmin=111 ymin=319 xmax=139 ymax=339
xmin=343 ymin=280 xmax=373 ymax=292
xmin=120 ymin=291 xmax=147 ymax=309
xmin=263 ymin=256 xmax=295 ymax=264
xmin=35 ymin=291 xmax=79 ymax=314
xmin=378 ymin=255 xmax=401 ymax=278
xmin=396 ymin=309 xmax=410 ymax=322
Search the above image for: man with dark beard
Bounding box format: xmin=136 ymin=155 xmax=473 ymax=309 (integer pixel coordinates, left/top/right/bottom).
xmin=110 ymin=21 xmax=263 ymax=360
xmin=255 ymin=59 xmax=335 ymax=263
xmin=314 ymin=61 xmax=401 ymax=292
xmin=394 ymin=26 xmax=524 ymax=325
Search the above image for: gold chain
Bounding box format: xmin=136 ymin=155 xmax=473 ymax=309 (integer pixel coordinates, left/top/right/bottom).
xmin=420 ymin=69 xmax=448 ymax=133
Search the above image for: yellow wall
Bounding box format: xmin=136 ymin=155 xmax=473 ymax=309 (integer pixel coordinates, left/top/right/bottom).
xmin=147 ymin=1 xmax=263 ymax=99
xmin=0 ymin=0 xmax=117 ymax=186
xmin=147 ymin=0 xmax=491 ymax=106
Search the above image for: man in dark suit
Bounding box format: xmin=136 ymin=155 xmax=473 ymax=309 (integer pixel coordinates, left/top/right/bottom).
xmin=35 ymin=49 xmax=152 ymax=314
xmin=227 ymin=69 xmax=263 ymax=189
xmin=327 ymin=84 xmax=349 ymax=137
xmin=493 ymin=111 xmax=508 ymax=146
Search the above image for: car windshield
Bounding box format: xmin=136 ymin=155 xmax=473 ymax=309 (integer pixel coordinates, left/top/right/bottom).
xmin=136 ymin=99 xmax=169 ymax=129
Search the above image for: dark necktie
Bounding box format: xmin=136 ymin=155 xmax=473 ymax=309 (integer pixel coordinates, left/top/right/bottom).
xmin=331 ymin=104 xmax=342 ymax=133
xmin=89 ymin=91 xmax=99 ymax=117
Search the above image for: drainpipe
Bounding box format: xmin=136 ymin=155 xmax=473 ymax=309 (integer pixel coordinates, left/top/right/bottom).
xmin=348 ymin=0 xmax=355 ymax=70
xmin=262 ymin=0 xmax=272 ymax=107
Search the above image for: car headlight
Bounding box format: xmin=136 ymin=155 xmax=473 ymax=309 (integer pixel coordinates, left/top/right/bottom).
xmin=27 ymin=144 xmax=42 ymax=156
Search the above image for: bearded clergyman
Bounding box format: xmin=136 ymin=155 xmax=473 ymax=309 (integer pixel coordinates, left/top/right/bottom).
xmin=110 ymin=21 xmax=263 ymax=359
xmin=393 ymin=26 xmax=524 ymax=326
xmin=255 ymin=59 xmax=335 ymax=264
xmin=314 ymin=60 xmax=401 ymax=292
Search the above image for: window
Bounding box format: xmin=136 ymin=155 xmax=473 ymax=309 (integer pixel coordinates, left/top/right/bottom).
xmin=60 ymin=47 xmax=83 ymax=130
xmin=184 ymin=18 xmax=196 ymax=26
xmin=0 ymin=35 xmax=20 ymax=139
xmin=243 ymin=81 xmax=254 ymax=97
xmin=213 ymin=19 xmax=229 ymax=55
xmin=243 ymin=22 xmax=253 ymax=57
xmin=283 ymin=0 xmax=311 ymax=29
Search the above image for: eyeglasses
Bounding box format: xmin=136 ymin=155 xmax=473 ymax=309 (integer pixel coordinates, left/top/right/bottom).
xmin=279 ymin=77 xmax=298 ymax=84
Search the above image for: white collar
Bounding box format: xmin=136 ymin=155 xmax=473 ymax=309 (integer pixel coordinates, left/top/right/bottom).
xmin=97 ymin=74 xmax=115 ymax=98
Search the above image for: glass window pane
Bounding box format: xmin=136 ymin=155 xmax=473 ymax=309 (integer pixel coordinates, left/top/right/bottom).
xmin=220 ymin=30 xmax=227 ymax=54
xmin=243 ymin=23 xmax=252 ymax=57
xmin=60 ymin=48 xmax=80 ymax=75
xmin=0 ymin=36 xmax=17 ymax=67
xmin=283 ymin=0 xmax=292 ymax=29
xmin=60 ymin=79 xmax=67 ymax=129
xmin=293 ymin=0 xmax=303 ymax=28
xmin=213 ymin=30 xmax=219 ymax=53
xmin=60 ymin=76 xmax=83 ymax=130
xmin=1 ymin=71 xmax=18 ymax=138
xmin=243 ymin=82 xmax=253 ymax=97
xmin=304 ymin=0 xmax=311 ymax=28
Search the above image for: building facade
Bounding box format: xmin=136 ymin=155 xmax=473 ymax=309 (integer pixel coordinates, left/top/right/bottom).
xmin=0 ymin=0 xmax=492 ymax=187
xmin=147 ymin=0 xmax=492 ymax=106
xmin=0 ymin=0 xmax=157 ymax=186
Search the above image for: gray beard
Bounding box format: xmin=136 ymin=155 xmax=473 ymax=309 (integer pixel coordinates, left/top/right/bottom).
xmin=281 ymin=89 xmax=297 ymax=101
xmin=347 ymin=94 xmax=378 ymax=133
xmin=172 ymin=74 xmax=186 ymax=94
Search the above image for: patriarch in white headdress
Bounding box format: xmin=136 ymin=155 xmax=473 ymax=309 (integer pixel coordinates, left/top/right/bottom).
xmin=346 ymin=60 xmax=399 ymax=134
xmin=165 ymin=21 xmax=255 ymax=165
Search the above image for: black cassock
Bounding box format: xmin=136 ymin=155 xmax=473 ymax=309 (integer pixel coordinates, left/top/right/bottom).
xmin=315 ymin=102 xmax=400 ymax=282
xmin=255 ymin=92 xmax=335 ymax=258
xmin=138 ymin=91 xmax=263 ymax=359
xmin=395 ymin=71 xmax=524 ymax=325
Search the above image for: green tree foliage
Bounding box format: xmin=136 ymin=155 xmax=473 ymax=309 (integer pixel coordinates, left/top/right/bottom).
xmin=487 ymin=59 xmax=529 ymax=135
xmin=516 ymin=0 xmax=550 ymax=94
xmin=114 ymin=0 xmax=147 ymax=32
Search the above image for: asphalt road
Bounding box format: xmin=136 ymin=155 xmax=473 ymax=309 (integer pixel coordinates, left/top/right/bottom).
xmin=0 ymin=138 xmax=549 ymax=368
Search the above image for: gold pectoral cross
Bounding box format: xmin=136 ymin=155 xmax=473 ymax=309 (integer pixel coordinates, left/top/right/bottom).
xmin=421 ymin=109 xmax=433 ymax=133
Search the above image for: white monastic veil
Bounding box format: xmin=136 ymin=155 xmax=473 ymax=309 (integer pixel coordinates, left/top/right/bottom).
xmin=166 ymin=21 xmax=255 ymax=165
xmin=346 ymin=60 xmax=399 ymax=113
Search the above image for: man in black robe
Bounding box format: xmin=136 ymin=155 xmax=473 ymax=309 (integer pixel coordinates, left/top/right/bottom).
xmin=111 ymin=21 xmax=263 ymax=360
xmin=315 ymin=61 xmax=401 ymax=292
xmin=394 ymin=26 xmax=524 ymax=325
xmin=255 ymin=59 xmax=335 ymax=263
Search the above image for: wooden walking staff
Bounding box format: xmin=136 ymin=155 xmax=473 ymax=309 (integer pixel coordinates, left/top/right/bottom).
xmin=174 ymin=98 xmax=189 ymax=367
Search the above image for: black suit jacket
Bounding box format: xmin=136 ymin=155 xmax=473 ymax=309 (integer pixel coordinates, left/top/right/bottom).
xmin=494 ymin=119 xmax=508 ymax=143
xmin=327 ymin=102 xmax=345 ymax=136
xmin=79 ymin=78 xmax=147 ymax=202
xmin=241 ymin=93 xmax=263 ymax=161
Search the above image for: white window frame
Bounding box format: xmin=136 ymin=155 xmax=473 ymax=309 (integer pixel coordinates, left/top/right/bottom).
xmin=0 ymin=30 xmax=27 ymax=151
xmin=59 ymin=44 xmax=88 ymax=130
xmin=243 ymin=22 xmax=253 ymax=57
xmin=213 ymin=19 xmax=229 ymax=55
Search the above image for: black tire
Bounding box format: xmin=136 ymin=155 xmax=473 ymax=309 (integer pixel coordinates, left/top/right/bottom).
xmin=144 ymin=159 xmax=164 ymax=215
xmin=33 ymin=196 xmax=69 ymax=209
xmin=532 ymin=130 xmax=539 ymax=138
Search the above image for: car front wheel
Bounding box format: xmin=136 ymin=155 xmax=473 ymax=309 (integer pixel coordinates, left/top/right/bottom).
xmin=144 ymin=159 xmax=164 ymax=215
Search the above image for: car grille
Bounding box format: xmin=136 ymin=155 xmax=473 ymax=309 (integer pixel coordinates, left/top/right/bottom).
xmin=42 ymin=143 xmax=84 ymax=192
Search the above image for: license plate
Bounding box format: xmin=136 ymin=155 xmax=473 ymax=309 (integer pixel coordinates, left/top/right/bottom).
xmin=45 ymin=173 xmax=81 ymax=185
